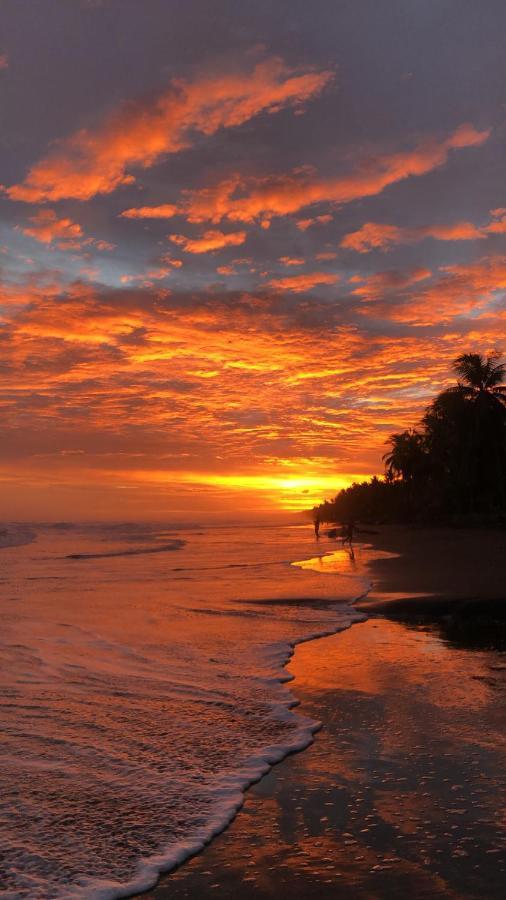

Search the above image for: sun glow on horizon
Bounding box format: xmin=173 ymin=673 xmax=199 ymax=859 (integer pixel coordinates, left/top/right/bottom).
xmin=0 ymin=460 xmax=370 ymax=518
xmin=114 ymin=467 xmax=368 ymax=510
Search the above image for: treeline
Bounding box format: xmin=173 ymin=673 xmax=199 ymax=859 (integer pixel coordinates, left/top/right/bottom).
xmin=314 ymin=353 xmax=506 ymax=525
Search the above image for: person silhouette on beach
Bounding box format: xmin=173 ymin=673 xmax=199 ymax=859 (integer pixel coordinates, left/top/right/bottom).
xmin=342 ymin=519 xmax=354 ymax=545
xmin=314 ymin=516 xmax=320 ymax=538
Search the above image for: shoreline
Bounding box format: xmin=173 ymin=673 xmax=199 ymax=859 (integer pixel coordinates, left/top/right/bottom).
xmin=138 ymin=525 xmax=505 ymax=899
xmin=124 ymin=620 xmax=366 ymax=899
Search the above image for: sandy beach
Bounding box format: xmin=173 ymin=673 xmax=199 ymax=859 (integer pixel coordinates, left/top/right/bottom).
xmin=141 ymin=528 xmax=506 ymax=899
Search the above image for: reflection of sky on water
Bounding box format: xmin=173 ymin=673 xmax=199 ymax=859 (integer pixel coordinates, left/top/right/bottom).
xmin=154 ymin=616 xmax=506 ymax=900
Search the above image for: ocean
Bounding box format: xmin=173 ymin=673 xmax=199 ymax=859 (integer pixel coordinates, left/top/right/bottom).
xmin=0 ymin=522 xmax=368 ymax=899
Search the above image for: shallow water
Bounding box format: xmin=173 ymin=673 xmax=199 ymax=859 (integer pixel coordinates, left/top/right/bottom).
xmin=0 ymin=522 xmax=369 ymax=899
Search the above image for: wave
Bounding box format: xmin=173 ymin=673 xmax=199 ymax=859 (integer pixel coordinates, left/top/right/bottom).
xmin=0 ymin=524 xmax=36 ymax=551
xmin=65 ymin=540 xmax=185 ymax=560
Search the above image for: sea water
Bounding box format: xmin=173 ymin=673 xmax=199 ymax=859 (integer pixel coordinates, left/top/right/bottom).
xmin=0 ymin=522 xmax=368 ymax=899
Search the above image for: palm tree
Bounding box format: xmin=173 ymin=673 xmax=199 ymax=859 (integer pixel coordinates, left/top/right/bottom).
xmin=453 ymin=352 xmax=506 ymax=407
xmin=383 ymin=429 xmax=427 ymax=483
xmin=424 ymin=352 xmax=506 ymax=512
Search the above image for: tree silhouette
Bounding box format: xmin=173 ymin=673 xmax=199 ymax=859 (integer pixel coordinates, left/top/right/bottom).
xmin=453 ymin=352 xmax=506 ymax=405
xmin=383 ymin=429 xmax=427 ymax=483
xmin=313 ymin=351 xmax=506 ymax=524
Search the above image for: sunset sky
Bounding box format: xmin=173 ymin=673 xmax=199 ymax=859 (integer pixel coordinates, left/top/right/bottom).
xmin=1 ymin=0 xmax=505 ymax=521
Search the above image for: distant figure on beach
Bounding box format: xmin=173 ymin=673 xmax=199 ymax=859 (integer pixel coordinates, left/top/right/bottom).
xmin=314 ymin=515 xmax=320 ymax=538
xmin=342 ymin=519 xmax=355 ymax=545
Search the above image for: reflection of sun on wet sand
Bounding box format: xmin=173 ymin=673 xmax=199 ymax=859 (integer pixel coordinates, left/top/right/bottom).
xmin=143 ymin=530 xmax=506 ymax=900
xmin=292 ymin=544 xmax=395 ymax=576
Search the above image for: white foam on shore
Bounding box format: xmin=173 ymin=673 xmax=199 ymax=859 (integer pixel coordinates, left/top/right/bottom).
xmin=49 ymin=612 xmax=364 ymax=900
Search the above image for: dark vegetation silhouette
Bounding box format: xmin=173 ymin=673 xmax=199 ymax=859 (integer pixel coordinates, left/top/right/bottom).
xmin=313 ymin=353 xmax=506 ymax=526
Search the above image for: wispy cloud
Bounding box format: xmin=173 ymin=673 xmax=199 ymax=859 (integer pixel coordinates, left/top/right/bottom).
xmin=163 ymin=124 xmax=489 ymax=226
xmin=341 ymin=215 xmax=503 ymax=253
xmin=278 ymin=256 xmax=305 ymax=266
xmin=169 ymin=229 xmax=247 ymax=253
xmin=356 ymin=256 xmax=506 ymax=324
xmin=19 ymin=209 xmax=114 ymax=252
xmin=350 ymin=267 xmax=432 ymax=298
xmin=267 ymin=272 xmax=339 ymax=292
xmin=6 ymin=58 xmax=332 ymax=203
xmin=296 ymin=214 xmax=332 ymax=231
xmin=121 ymin=204 xmax=179 ymax=220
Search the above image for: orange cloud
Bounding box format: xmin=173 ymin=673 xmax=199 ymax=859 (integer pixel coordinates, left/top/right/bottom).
xmin=341 ymin=219 xmax=485 ymax=252
xmin=6 ymin=58 xmax=333 ymax=203
xmin=410 ymin=256 xmax=506 ymax=323
xmin=169 ymin=229 xmax=247 ymax=253
xmin=2 ymin=269 xmax=505 ymax=519
xmin=351 ymin=267 xmax=432 ymax=298
xmin=19 ymin=209 xmax=114 ymax=253
xmin=267 ymin=272 xmax=339 ymax=292
xmin=120 ymin=204 xmax=178 ymax=219
xmin=412 ymin=222 xmax=483 ymax=240
xmin=359 ymin=256 xmax=506 ymax=324
xmin=158 ymin=255 xmax=183 ymax=268
xmin=21 ymin=209 xmax=83 ymax=245
xmin=341 ymin=223 xmax=402 ymax=252
xmin=120 ymin=267 xmax=173 ymax=285
xmin=485 ymin=208 xmax=506 ymax=235
xmin=279 ymin=256 xmax=305 ymax=266
xmin=174 ymin=124 xmax=490 ymax=226
xmin=315 ymin=251 xmax=337 ymax=260
xmin=296 ymin=214 xmax=333 ymax=230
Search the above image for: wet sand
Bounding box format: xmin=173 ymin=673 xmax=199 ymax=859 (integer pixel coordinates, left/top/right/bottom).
xmin=140 ymin=530 xmax=506 ymax=899
xmin=357 ymin=525 xmax=506 ymax=617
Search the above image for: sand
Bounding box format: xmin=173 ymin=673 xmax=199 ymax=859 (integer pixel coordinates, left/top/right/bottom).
xmin=357 ymin=525 xmax=506 ymax=617
xmin=139 ymin=528 xmax=506 ymax=899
